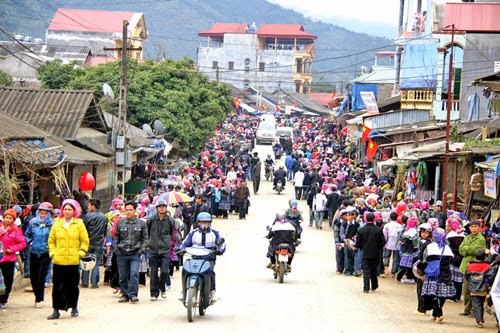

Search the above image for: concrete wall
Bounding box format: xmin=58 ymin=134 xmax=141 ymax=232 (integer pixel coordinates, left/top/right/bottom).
xmin=197 ymin=34 xmax=295 ymax=92
xmin=459 ymin=33 xmax=500 ymax=120
xmin=0 ymin=54 xmax=41 ymax=86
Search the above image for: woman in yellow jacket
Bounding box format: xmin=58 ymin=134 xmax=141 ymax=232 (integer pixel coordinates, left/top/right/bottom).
xmin=47 ymin=199 xmax=89 ymax=320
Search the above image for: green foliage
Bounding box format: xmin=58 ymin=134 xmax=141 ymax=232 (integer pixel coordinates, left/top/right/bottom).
xmin=464 ymin=138 xmax=500 ymax=150
xmin=37 ymin=58 xmax=232 ymax=153
xmin=37 ymin=59 xmax=85 ymax=89
xmin=0 ymin=70 xmax=13 ymax=86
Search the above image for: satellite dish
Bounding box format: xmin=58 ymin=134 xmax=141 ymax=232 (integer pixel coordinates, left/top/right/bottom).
xmin=153 ymin=119 xmax=165 ymax=135
xmin=102 ymin=83 xmax=115 ymax=101
xmin=142 ymin=124 xmax=153 ymax=136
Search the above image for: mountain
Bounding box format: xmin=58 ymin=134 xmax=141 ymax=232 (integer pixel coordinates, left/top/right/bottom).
xmin=0 ymin=0 xmax=393 ymax=88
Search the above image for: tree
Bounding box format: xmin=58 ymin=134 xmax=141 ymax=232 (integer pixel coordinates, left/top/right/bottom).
xmin=37 ymin=58 xmax=232 ymax=153
xmin=0 ymin=70 xmax=13 ymax=86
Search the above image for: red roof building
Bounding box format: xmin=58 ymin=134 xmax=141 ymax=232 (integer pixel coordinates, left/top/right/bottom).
xmin=257 ymin=24 xmax=317 ymax=40
xmin=198 ymin=23 xmax=249 ymax=37
xmin=444 ymin=2 xmax=500 ymax=33
xmin=48 ymin=9 xmax=136 ymax=33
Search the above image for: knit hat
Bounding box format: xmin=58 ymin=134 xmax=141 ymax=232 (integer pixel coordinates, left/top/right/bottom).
xmin=3 ymin=208 xmax=17 ymax=220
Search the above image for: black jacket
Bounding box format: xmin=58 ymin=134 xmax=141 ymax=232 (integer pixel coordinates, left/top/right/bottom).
xmin=114 ymin=217 xmax=148 ymax=256
xmin=83 ymin=209 xmax=108 ymax=250
xmin=147 ymin=214 xmax=176 ymax=254
xmin=355 ymin=224 xmax=386 ymax=259
xmin=192 ymin=203 xmax=210 ymax=226
xmin=326 ymin=192 xmax=340 ymax=210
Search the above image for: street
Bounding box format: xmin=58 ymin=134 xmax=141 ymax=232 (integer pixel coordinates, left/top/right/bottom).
xmin=0 ymin=144 xmax=495 ymax=333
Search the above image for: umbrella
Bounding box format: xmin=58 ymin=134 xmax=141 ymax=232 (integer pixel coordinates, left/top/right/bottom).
xmin=156 ymin=191 xmax=193 ymax=205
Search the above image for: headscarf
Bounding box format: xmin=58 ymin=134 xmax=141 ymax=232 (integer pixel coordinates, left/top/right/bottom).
xmin=59 ymin=199 xmax=82 ymax=218
xmin=446 ymin=218 xmax=462 ymax=234
xmin=405 ymin=217 xmax=418 ymax=232
xmin=420 ymin=201 xmax=430 ymax=210
xmin=428 ymin=218 xmax=439 ymax=231
xmin=109 ymin=198 xmax=124 ymax=212
xmin=433 ymin=228 xmax=447 ymax=248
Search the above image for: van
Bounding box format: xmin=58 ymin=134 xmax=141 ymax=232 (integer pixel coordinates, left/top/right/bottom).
xmin=260 ymin=114 xmax=276 ymax=124
xmin=255 ymin=122 xmax=276 ymax=144
xmin=274 ymin=126 xmax=294 ymax=144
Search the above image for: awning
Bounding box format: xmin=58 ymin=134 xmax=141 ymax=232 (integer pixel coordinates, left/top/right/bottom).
xmin=240 ymin=103 xmax=256 ymax=113
xmin=475 ymin=158 xmax=499 ymax=171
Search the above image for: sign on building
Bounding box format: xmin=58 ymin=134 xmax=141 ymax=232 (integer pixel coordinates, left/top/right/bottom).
xmin=360 ymin=91 xmax=379 ymax=113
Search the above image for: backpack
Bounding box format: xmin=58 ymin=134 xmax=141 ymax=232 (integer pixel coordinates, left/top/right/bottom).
xmin=467 ymin=271 xmax=488 ymax=293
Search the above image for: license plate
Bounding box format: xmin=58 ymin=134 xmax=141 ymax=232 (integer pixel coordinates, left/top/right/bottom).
xmin=278 ymin=254 xmax=288 ymax=262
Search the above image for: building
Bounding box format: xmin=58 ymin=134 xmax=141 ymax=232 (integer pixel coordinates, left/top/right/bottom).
xmin=197 ymin=23 xmax=317 ymax=93
xmin=46 ymin=8 xmax=147 ymax=60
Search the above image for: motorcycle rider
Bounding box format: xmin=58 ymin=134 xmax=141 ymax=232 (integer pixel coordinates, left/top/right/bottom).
xmin=181 ymin=212 xmax=225 ymax=303
xmin=273 ymin=165 xmax=287 ymax=190
xmin=266 ymin=210 xmax=296 ymax=271
xmin=264 ymin=154 xmax=274 ymax=179
xmin=286 ymin=199 xmax=303 ymax=242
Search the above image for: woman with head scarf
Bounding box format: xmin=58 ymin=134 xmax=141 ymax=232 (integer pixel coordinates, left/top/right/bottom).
xmin=445 ymin=218 xmax=465 ymax=302
xmin=24 ymin=202 xmax=54 ymax=308
xmin=397 ymin=217 xmax=419 ymax=283
xmin=47 ymin=199 xmax=89 ymax=320
xmin=421 ymin=228 xmax=456 ymax=324
xmin=0 ymin=208 xmax=27 ymax=309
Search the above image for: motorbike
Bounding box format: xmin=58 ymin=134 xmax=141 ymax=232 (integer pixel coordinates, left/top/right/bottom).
xmin=179 ymin=238 xmax=225 ymax=322
xmin=265 ymin=164 xmax=274 ymax=181
xmin=273 ymin=243 xmax=292 ymax=283
xmin=274 ymin=149 xmax=283 ymax=160
xmin=275 ymin=179 xmax=283 ymax=194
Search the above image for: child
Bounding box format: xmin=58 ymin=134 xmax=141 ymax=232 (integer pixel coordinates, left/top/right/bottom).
xmin=466 ymin=249 xmax=490 ymax=328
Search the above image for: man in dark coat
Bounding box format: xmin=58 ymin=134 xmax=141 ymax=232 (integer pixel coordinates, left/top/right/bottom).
xmin=355 ymin=212 xmax=386 ymax=293
xmin=252 ymin=161 xmax=262 ymax=194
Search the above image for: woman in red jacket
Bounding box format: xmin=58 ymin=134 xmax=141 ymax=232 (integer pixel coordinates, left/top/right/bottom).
xmin=0 ymin=208 xmax=27 ymax=308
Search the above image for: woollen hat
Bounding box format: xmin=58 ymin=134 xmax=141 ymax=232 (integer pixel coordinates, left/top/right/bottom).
xmin=3 ymin=208 xmax=17 ymax=220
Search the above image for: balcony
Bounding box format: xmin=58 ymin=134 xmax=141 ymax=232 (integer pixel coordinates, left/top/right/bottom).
xmin=400 ymin=89 xmax=434 ymax=110
xmin=433 ymin=99 xmax=460 ymax=121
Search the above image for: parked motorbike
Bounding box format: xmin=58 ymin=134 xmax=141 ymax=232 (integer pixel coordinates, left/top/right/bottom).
xmin=179 ymin=238 xmax=225 ymax=322
xmin=265 ymin=165 xmax=274 ymax=181
xmin=275 ymin=179 xmax=283 ymax=194
xmin=273 ymin=243 xmax=292 ymax=283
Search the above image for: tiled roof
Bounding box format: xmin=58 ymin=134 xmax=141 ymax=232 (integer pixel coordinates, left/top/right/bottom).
xmin=257 ymin=24 xmax=317 ymax=40
xmin=0 ymin=86 xmax=108 ymax=140
xmin=198 ymin=23 xmax=248 ymax=37
xmin=48 ymin=8 xmax=135 ymax=33
xmin=444 ymin=2 xmax=500 ymax=33
xmin=0 ymin=42 xmax=91 ymax=66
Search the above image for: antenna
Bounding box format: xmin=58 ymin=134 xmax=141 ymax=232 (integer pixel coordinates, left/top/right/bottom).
xmin=102 ymin=83 xmax=115 ymax=101
xmin=153 ymin=119 xmax=165 ymax=135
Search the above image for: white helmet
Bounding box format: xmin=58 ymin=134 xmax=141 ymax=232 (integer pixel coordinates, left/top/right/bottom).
xmin=80 ymin=254 xmax=97 ymax=271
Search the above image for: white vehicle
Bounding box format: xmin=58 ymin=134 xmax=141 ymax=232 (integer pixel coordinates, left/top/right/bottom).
xmin=273 ymin=126 xmax=294 ymax=144
xmin=260 ymin=114 xmax=276 ymax=124
xmin=256 ymin=122 xmax=276 ymax=144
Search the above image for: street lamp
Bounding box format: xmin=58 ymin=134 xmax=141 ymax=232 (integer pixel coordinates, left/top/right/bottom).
xmin=442 ymin=24 xmax=454 ymax=209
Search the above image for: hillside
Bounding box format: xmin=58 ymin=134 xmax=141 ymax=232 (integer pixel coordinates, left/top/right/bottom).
xmin=0 ymin=0 xmax=393 ymax=87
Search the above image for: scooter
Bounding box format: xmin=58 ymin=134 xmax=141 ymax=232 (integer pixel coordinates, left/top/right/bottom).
xmin=265 ymin=164 xmax=274 ymax=181
xmin=179 ymin=238 xmax=224 ymax=322
xmin=273 ymin=243 xmax=291 ymax=283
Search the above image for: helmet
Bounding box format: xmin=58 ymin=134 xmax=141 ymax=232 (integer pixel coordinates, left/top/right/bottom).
xmin=80 ymin=254 xmax=97 ymax=271
xmin=38 ymin=202 xmax=53 ymax=212
xmin=276 ymin=210 xmax=287 ymax=219
xmin=418 ymin=223 xmax=432 ymax=232
xmin=267 ymin=154 xmax=271 ymax=158
xmin=289 ymin=199 xmax=298 ymax=207
xmin=197 ymin=212 xmax=212 ymax=223
xmin=434 ymin=200 xmax=443 ymax=207
xmin=156 ymin=199 xmax=168 ymax=207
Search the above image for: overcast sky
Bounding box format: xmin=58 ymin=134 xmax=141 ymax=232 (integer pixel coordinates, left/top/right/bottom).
xmin=267 ymin=0 xmax=456 ymax=26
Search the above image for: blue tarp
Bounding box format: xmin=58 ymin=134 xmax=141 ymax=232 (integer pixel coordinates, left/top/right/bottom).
xmin=351 ymin=83 xmax=378 ymax=111
xmin=400 ymin=42 xmax=439 ymax=89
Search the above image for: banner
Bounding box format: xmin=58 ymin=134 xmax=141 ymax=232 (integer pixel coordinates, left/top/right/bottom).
xmin=484 ymin=170 xmax=497 ymax=199
xmin=360 ymin=91 xmax=379 ymax=113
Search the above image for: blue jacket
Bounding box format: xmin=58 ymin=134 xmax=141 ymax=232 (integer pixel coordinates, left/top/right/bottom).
xmin=182 ymin=227 xmax=226 ymax=261
xmin=285 ymin=155 xmax=293 ymax=170
xmin=25 ymin=216 xmax=54 ymax=256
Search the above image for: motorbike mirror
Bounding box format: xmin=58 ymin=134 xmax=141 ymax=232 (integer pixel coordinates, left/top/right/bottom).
xmin=217 ymin=238 xmax=225 ymax=246
xmin=266 ymin=225 xmax=271 ymax=231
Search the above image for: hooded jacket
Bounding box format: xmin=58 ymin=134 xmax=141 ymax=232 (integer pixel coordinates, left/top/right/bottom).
xmin=0 ymin=222 xmax=26 ymax=263
xmin=25 ymin=216 xmax=54 ymax=256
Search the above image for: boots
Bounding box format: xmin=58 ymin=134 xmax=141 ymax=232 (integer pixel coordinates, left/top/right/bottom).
xmin=47 ymin=309 xmax=60 ymax=320
xmin=71 ymin=307 xmax=79 ymax=317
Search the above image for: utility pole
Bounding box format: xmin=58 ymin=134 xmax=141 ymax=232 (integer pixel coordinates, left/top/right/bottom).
xmin=103 ymin=20 xmax=142 ymax=197
xmin=443 ymin=24 xmax=454 ymax=209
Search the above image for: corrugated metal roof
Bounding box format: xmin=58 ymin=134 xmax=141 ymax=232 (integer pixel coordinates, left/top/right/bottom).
xmin=74 ymin=127 xmax=113 ymax=156
xmin=102 ymin=111 xmax=154 ymax=147
xmin=351 ymin=66 xmax=396 ymax=84
xmin=444 ymin=2 xmax=500 ymax=33
xmin=0 ymin=42 xmax=91 ymax=66
xmin=0 ymin=86 xmax=108 ymax=140
xmin=257 ymin=24 xmax=317 ymax=40
xmin=0 ymin=112 xmax=109 ymax=165
xmin=198 ymin=23 xmax=248 ymax=37
xmin=370 ymin=110 xmax=431 ymax=129
xmin=48 ymin=8 xmax=135 ymax=33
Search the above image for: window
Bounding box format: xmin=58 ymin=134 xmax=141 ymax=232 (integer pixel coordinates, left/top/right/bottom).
xmin=244 ymin=79 xmax=250 ymax=88
xmin=228 ymin=61 xmax=234 ymax=70
xmin=212 ymin=61 xmax=218 ymax=69
xmin=296 ymin=59 xmax=303 ymax=73
xmin=244 ymin=58 xmax=250 ymax=73
xmin=259 ymin=62 xmax=265 ymax=72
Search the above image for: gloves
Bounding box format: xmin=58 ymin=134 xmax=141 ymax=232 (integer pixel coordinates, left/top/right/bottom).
xmin=214 ymin=249 xmax=223 ymax=256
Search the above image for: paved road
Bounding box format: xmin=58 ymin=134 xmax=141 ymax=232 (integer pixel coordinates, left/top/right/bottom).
xmin=0 ymin=144 xmax=496 ymax=332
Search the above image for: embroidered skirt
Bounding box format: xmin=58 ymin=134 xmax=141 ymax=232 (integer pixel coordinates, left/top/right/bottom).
xmin=422 ymin=278 xmax=456 ymax=298
xmin=450 ymin=264 xmax=463 ymax=283
xmin=399 ymin=254 xmax=414 ymax=268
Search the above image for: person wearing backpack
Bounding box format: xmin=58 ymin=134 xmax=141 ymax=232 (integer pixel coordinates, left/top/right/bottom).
xmin=465 ymin=249 xmax=490 ymax=329
xmin=421 ymin=228 xmax=456 ymax=324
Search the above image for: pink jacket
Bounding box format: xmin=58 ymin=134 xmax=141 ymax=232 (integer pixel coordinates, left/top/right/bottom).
xmin=0 ymin=222 xmax=26 ymax=262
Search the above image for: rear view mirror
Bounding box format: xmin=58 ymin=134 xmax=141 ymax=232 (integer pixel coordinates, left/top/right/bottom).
xmin=266 ymin=225 xmax=271 ymax=231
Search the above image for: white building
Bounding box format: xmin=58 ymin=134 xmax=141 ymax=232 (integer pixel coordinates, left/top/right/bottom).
xmin=197 ymin=23 xmax=317 ymax=93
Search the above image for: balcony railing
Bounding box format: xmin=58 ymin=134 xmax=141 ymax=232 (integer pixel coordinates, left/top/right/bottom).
xmin=400 ymin=89 xmax=434 ymax=110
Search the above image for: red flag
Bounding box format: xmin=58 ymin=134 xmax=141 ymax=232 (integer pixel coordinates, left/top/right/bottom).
xmin=276 ymin=104 xmax=280 ymax=111
xmin=341 ymin=126 xmax=348 ymax=136
xmin=293 ymin=101 xmax=297 ymax=108
xmin=261 ymin=104 xmax=266 ymax=111
xmin=361 ymin=124 xmax=372 ymax=142
xmin=366 ymin=139 xmax=378 ymax=160
xmin=233 ymin=97 xmax=240 ymax=108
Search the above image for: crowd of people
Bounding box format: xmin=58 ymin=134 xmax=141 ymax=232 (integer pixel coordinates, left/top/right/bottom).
xmin=1 ymin=112 xmax=500 ymax=331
